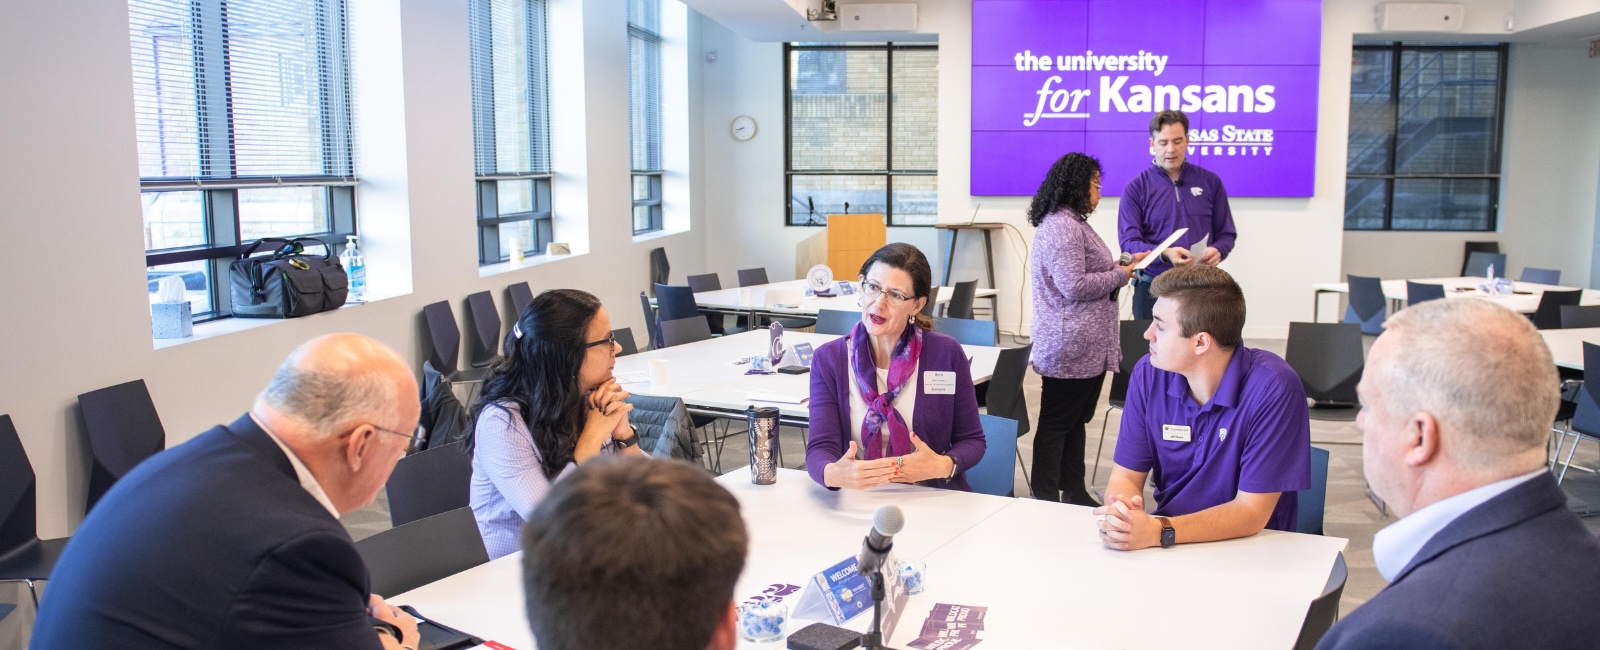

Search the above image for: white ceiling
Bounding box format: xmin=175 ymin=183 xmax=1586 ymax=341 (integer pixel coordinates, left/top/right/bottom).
xmin=679 ymin=0 xmax=937 ymax=43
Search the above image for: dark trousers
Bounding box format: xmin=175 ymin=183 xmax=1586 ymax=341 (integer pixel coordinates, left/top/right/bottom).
xmin=1032 ymin=373 xmax=1107 ymax=505
xmin=1132 ymin=277 xmax=1156 ymax=320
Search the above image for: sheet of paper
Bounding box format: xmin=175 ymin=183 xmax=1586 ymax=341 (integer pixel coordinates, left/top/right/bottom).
xmin=1134 ymin=227 xmax=1189 ymax=270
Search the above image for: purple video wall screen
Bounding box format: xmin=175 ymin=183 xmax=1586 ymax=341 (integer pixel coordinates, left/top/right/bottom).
xmin=971 ymin=0 xmax=1322 ymax=197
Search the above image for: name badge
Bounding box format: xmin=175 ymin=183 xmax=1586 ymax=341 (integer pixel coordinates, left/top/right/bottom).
xmin=923 ymin=371 xmax=957 ymax=395
xmin=1162 ymin=424 xmax=1192 ymax=442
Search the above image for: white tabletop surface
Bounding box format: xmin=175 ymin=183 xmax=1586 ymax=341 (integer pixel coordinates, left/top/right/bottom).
xmin=1539 ymin=327 xmax=1600 ymax=370
xmin=395 ymin=470 xmax=1348 ymax=650
xmin=612 ymin=330 xmax=1002 ymax=419
xmin=1311 ymin=276 xmax=1600 ymax=314
xmin=690 ymin=280 xmax=998 ymax=316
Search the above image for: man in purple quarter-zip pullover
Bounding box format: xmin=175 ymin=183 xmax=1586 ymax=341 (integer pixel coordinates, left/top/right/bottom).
xmin=1118 ymin=110 xmax=1237 ymax=321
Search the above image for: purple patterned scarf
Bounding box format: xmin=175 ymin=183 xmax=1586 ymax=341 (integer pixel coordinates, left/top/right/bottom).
xmin=846 ymin=321 xmax=922 ymax=460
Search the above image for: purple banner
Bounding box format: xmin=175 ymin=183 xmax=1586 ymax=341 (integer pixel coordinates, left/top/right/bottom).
xmin=971 ymin=0 xmax=1322 ymax=197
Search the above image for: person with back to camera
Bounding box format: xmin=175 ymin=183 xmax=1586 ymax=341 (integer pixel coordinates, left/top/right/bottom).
xmin=1028 ymin=152 xmax=1147 ymax=505
xmin=468 ymin=288 xmax=645 ymax=560
xmin=806 ymin=243 xmax=986 ymax=491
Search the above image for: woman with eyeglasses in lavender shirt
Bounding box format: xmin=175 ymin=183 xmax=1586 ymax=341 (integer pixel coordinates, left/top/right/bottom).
xmin=467 ymin=289 xmax=645 ymax=559
xmin=806 ymin=243 xmax=987 ymax=492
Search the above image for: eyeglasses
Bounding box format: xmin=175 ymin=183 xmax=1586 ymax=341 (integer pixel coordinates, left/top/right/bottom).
xmin=859 ymin=279 xmax=915 ymax=305
xmin=1091 ymin=181 xmax=1102 ymax=190
xmin=584 ymin=331 xmax=618 ymax=352
xmin=372 ymin=423 xmax=427 ymax=454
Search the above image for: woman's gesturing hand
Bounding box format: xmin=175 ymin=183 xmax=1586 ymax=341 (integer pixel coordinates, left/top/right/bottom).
xmin=823 ymin=441 xmax=900 ymax=490
xmin=888 ymin=433 xmax=953 ymax=483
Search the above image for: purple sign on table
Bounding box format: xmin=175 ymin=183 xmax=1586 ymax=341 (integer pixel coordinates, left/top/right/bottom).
xmin=971 ymin=0 xmax=1322 ymax=197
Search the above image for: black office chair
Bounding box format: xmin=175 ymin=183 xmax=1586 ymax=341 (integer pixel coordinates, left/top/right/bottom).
xmin=1561 ymin=305 xmax=1600 ymax=329
xmin=1342 ymin=274 xmax=1386 ymax=336
xmin=78 ymin=379 xmax=167 ymax=512
xmin=685 ymin=273 xmax=729 ymax=336
xmin=815 ymin=309 xmax=859 ymax=335
xmin=355 ymin=507 xmax=489 ymax=597
xmin=463 ymin=291 xmax=501 ymax=370
xmin=1091 ymin=320 xmax=1151 ymax=493
xmin=933 ymin=317 xmax=997 ymax=346
xmin=660 ymin=316 xmax=714 ymax=348
xmin=945 ymin=280 xmax=978 ymax=320
xmin=422 ymin=301 xmax=490 ymax=386
xmin=1533 ymin=289 xmax=1582 ymax=330
xmin=1461 ymin=241 xmax=1500 ymax=276
xmin=1521 ymin=267 xmax=1561 ymax=285
xmin=1292 ymin=553 xmax=1348 ymax=650
xmin=1405 ymin=281 xmax=1445 ymax=307
xmin=1552 ymin=342 xmax=1600 ymax=484
xmin=385 ymin=441 xmax=472 ymax=527
xmin=613 ymin=327 xmax=639 ymax=356
xmin=639 ymin=291 xmax=662 ymax=350
xmin=507 ymin=281 xmax=534 ymax=318
xmin=1463 ymin=251 xmax=1507 ymax=279
xmin=0 ymin=414 xmax=70 ymax=612
xmin=982 ymin=344 xmax=1034 ymax=496
xmin=1285 ymin=322 xmax=1363 ymax=421
xmin=649 ymin=247 xmax=670 ymax=294
xmin=736 ymin=267 xmax=816 ymax=330
xmin=920 ymin=291 xmax=938 ymax=319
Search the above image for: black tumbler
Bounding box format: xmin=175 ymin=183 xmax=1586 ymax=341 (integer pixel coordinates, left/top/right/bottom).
xmin=746 ymin=406 xmax=780 ymax=485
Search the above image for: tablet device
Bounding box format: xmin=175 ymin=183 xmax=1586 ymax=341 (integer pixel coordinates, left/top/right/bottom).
xmin=1134 ymin=228 xmax=1189 ymax=271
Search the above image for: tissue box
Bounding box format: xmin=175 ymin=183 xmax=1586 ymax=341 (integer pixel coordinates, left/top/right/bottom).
xmin=152 ymin=302 xmax=193 ymax=339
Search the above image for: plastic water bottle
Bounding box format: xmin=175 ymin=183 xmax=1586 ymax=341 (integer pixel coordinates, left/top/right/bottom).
xmin=341 ymin=235 xmax=367 ymax=302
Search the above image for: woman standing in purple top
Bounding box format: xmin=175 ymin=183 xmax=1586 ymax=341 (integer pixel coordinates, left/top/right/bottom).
xmin=1028 ymin=153 xmax=1145 ymax=505
xmin=806 ymin=243 xmax=987 ymax=492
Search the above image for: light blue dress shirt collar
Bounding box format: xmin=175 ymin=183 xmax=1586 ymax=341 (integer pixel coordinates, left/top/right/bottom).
xmin=1372 ymin=469 xmax=1544 ymax=581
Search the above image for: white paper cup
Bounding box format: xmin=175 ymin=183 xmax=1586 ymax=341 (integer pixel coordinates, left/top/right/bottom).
xmin=649 ymin=358 xmax=669 ymax=385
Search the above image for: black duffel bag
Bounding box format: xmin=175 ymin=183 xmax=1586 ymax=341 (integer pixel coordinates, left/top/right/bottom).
xmin=229 ymin=237 xmax=350 ymax=319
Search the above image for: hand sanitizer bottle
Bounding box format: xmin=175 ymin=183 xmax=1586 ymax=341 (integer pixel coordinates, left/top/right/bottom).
xmin=341 ymin=235 xmax=367 ymax=302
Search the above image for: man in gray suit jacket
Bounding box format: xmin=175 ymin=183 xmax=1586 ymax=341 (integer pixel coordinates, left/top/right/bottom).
xmin=1317 ymin=299 xmax=1600 ymax=649
xmin=32 ymin=334 xmax=422 ymax=650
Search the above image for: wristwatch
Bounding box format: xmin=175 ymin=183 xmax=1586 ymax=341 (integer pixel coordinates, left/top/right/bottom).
xmin=1157 ymin=516 xmax=1176 ymax=549
xmin=944 ymin=455 xmax=959 ymax=480
xmin=371 ymin=617 xmax=402 ymax=642
xmin=614 ymin=424 xmax=640 ymax=450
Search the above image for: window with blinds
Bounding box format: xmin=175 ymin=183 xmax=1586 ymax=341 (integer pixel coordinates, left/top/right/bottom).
xmin=628 ymin=0 xmax=663 ymax=234
xmin=1345 ymin=43 xmax=1506 ymax=231
xmin=130 ymin=0 xmax=356 ymax=320
xmin=784 ymin=43 xmax=938 ymax=227
xmin=470 ymin=0 xmax=553 ymax=265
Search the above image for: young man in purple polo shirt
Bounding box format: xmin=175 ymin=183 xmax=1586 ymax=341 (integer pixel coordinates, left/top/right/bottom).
xmin=1094 ymin=265 xmax=1309 ymax=551
xmin=1117 ymin=110 xmax=1238 ymax=321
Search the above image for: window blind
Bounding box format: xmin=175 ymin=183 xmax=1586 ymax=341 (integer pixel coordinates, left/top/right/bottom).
xmin=469 ymin=0 xmax=550 ymax=176
xmin=128 ymin=0 xmax=354 ymax=181
xmin=627 ymin=0 xmax=661 ymax=173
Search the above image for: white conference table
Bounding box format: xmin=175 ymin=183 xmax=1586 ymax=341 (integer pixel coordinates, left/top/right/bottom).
xmin=394 ymin=469 xmax=1349 ymax=650
xmin=612 ymin=330 xmax=1002 ymax=421
xmin=1539 ymin=327 xmax=1600 ymax=371
xmin=685 ymin=279 xmax=999 ymax=318
xmin=1310 ymin=276 xmax=1600 ymax=321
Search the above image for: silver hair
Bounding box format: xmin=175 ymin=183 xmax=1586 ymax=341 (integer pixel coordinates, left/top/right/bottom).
xmin=1378 ymin=298 xmax=1558 ymax=468
xmin=257 ymin=360 xmax=399 ymax=440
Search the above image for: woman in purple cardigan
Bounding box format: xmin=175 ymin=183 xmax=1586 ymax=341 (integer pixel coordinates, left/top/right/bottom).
xmin=1028 ymin=153 xmax=1145 ymax=505
xmin=807 ymin=243 xmax=987 ymax=491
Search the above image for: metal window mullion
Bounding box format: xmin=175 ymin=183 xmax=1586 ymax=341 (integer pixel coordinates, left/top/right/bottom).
xmin=193 ymin=0 xmax=232 ymax=180
xmin=1385 ymin=43 xmax=1401 ymax=231
xmin=784 ymin=44 xmax=794 ymax=226
xmin=885 ymin=47 xmax=895 ymax=225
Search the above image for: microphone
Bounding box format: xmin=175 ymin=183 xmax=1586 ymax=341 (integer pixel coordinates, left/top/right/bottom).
xmin=858 ymin=505 xmax=904 ymax=576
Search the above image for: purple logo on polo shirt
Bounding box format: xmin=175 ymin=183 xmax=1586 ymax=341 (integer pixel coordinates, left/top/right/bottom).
xmin=970 ymin=0 xmax=1323 ymax=197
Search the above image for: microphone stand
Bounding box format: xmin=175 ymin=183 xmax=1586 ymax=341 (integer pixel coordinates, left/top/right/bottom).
xmin=858 ymin=541 xmax=893 ymax=650
xmin=861 ymin=567 xmax=889 ymax=650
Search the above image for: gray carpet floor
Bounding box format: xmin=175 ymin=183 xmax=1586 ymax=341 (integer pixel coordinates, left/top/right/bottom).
xmin=7 ymin=337 xmax=1599 ymax=649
